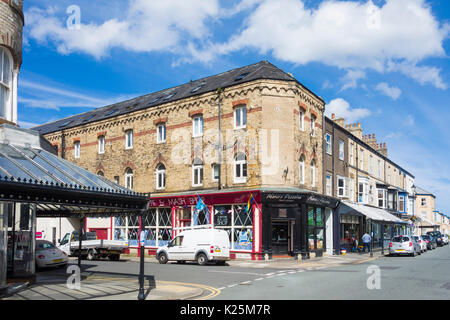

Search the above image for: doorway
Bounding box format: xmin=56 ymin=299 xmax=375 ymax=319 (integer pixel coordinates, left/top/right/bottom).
xmin=271 ymin=220 xmax=294 ymax=256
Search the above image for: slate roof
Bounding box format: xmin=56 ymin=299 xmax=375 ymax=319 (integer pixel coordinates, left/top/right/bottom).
xmin=415 ymin=186 xmax=435 ymax=197
xmin=33 ymin=61 xmax=318 ymax=135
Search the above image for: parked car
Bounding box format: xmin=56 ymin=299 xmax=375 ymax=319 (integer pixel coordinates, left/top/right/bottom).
xmin=441 ymin=234 xmax=449 ymax=245
xmin=421 ymin=235 xmax=437 ymax=250
xmin=427 ymin=231 xmax=443 ymax=246
xmin=36 ymin=240 xmax=68 ymax=269
xmin=389 ymin=235 xmax=420 ymax=257
xmin=412 ymin=235 xmax=427 ymax=253
xmin=156 ymin=228 xmax=230 ymax=265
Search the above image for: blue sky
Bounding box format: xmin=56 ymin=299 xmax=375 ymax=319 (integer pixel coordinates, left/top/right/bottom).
xmin=19 ymin=0 xmax=450 ymax=212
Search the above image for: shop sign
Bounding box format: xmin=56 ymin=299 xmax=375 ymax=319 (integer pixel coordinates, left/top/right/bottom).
xmin=239 ymin=230 xmax=250 ymax=246
xmin=149 ymin=197 xmax=198 ymax=208
xmin=36 ymin=232 xmax=42 ymax=239
xmin=263 ymin=193 xmax=305 ymax=202
xmin=307 ymin=195 xmax=339 ymax=208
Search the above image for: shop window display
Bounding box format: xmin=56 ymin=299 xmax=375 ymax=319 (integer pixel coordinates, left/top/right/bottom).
xmin=214 ymin=204 xmax=253 ymax=251
xmin=307 ymin=206 xmax=325 ymax=251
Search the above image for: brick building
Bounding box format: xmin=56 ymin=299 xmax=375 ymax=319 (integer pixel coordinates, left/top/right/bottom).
xmin=34 ymin=61 xmax=340 ymax=260
xmin=0 ymin=0 xmax=23 ymax=125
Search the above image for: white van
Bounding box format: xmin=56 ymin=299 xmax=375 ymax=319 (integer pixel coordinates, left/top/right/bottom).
xmin=156 ymin=229 xmax=230 ymax=265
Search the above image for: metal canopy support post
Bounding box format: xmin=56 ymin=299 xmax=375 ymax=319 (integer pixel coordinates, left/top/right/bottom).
xmin=138 ymin=210 xmax=146 ymax=301
xmin=78 ymin=216 xmax=84 ymax=268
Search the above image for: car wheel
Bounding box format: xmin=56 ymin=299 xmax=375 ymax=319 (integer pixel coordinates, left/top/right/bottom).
xmin=87 ymin=250 xmax=96 ymax=261
xmin=158 ymin=252 xmax=168 ymax=264
xmin=196 ymin=253 xmax=208 ymax=266
xmin=411 ymin=250 xmax=416 ymax=257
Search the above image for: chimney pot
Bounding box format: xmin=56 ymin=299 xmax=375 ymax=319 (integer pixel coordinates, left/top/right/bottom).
xmin=332 ymin=113 xmax=335 ymax=119
xmin=358 ymin=123 xmax=361 ymax=127
xmin=373 ymin=133 xmax=376 ymax=139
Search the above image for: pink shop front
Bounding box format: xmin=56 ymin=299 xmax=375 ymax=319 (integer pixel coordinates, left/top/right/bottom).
xmin=115 ymin=190 xmax=263 ymax=260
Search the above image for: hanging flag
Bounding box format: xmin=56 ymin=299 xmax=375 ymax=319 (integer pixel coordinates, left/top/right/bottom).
xmin=196 ymin=195 xmax=206 ymax=212
xmin=245 ymin=193 xmax=256 ymax=213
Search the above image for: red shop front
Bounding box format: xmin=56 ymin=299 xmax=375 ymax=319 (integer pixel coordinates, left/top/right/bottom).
xmin=143 ymin=189 xmax=263 ymax=260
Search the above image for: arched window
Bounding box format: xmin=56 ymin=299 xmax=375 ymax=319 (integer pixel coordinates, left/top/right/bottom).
xmin=234 ymin=152 xmax=247 ymax=183
xmin=125 ymin=168 xmax=133 ymax=189
xmin=192 ymin=158 xmax=203 ymax=187
xmin=0 ymin=48 xmax=12 ymax=120
xmin=299 ymin=155 xmax=305 ymax=185
xmin=156 ymin=164 xmax=166 ymax=190
xmin=310 ymin=160 xmax=316 ymax=187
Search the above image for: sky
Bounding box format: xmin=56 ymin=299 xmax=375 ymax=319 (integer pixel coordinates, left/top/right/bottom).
xmin=18 ymin=0 xmax=450 ymax=213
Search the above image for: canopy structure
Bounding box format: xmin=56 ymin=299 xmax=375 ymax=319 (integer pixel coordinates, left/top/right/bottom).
xmin=0 ymin=124 xmax=149 ymax=217
xmin=339 ymin=200 xmax=407 ymax=224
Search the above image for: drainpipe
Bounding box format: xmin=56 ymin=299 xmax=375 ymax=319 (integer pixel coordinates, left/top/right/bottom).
xmin=217 ymin=88 xmax=223 ymax=191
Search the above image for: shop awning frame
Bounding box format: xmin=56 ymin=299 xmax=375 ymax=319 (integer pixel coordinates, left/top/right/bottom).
xmin=338 ymin=201 xmax=407 ymax=225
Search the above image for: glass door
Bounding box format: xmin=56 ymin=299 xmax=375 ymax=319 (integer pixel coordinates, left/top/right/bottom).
xmin=307 ymin=206 xmax=325 ymax=252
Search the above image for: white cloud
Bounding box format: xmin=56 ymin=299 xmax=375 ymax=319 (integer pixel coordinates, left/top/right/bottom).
xmin=213 ymin=0 xmax=449 ymax=88
xmin=325 ymin=98 xmax=372 ymax=123
xmin=375 ymin=82 xmax=402 ymax=100
xmin=26 ymin=0 xmax=220 ymax=59
xmin=340 ymin=69 xmax=366 ymax=91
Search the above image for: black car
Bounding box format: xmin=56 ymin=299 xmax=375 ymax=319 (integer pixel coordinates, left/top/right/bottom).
xmin=427 ymin=231 xmax=443 ymax=246
xmin=422 ymin=235 xmax=437 ymax=249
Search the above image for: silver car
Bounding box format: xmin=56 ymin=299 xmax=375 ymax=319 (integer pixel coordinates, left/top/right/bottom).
xmin=412 ymin=235 xmax=427 ymax=253
xmin=389 ymin=235 xmax=421 ymax=257
xmin=441 ymin=234 xmax=449 ymax=245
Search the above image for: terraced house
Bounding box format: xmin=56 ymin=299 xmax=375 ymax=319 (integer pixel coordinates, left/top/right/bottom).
xmin=34 ymin=61 xmax=340 ymax=260
xmin=324 ymin=115 xmax=416 ymax=252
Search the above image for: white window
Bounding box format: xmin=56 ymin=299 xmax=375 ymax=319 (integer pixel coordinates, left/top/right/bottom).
xmin=358 ymin=179 xmax=369 ymax=204
xmin=125 ymin=168 xmax=133 ymax=190
xmin=326 ymin=175 xmax=332 ymax=196
xmin=156 ymin=164 xmax=166 ymax=190
xmin=399 ymin=196 xmax=405 ymax=212
xmin=114 ymin=176 xmax=120 ymax=184
xmin=377 ymin=188 xmax=387 ymax=208
xmin=421 ymin=198 xmax=426 ymax=206
xmin=325 ymin=134 xmax=332 ymax=155
xmin=299 ymin=156 xmax=305 ymax=185
xmin=193 ymin=115 xmax=203 ymax=137
xmin=157 ymin=124 xmax=166 ymax=143
xmin=234 ymin=153 xmax=247 ymax=184
xmin=0 ymin=48 xmax=11 ymax=120
xmin=369 ymin=156 xmax=373 ymax=174
xmin=125 ymin=130 xmax=133 ymax=149
xmin=378 ymin=160 xmax=381 ymax=178
xmin=98 ymin=136 xmax=105 ymax=154
xmin=350 ymin=143 xmax=354 ymax=166
xmin=388 ymin=166 xmax=391 ymax=184
xmin=310 ymin=115 xmax=316 ymax=136
xmin=192 ymin=159 xmax=203 ymax=187
xmin=234 ymin=106 xmax=247 ymax=129
xmin=299 ymin=108 xmax=305 ymax=131
xmin=359 ymin=149 xmax=364 ymax=171
xmin=310 ymin=160 xmax=316 ymax=187
xmin=349 ymin=178 xmax=355 ymax=202
xmin=74 ymin=141 xmax=80 ymax=159
xmin=337 ymin=176 xmax=349 ymax=198
xmin=339 ymin=140 xmax=344 ymax=161
xmin=212 ymin=164 xmax=220 ymax=181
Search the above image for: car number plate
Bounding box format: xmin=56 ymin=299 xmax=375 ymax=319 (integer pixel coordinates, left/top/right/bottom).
xmin=52 ymin=259 xmax=63 ymax=263
xmin=215 ymin=249 xmax=221 ymax=253
xmin=395 ymin=249 xmax=405 ymax=252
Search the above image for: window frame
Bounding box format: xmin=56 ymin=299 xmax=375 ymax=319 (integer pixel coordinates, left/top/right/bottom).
xmin=339 ymin=140 xmax=344 ymax=161
xmin=299 ymin=108 xmax=305 ymax=131
xmin=234 ymin=106 xmax=247 ymax=129
xmin=125 ymin=129 xmax=134 ymax=149
xmin=234 ymin=153 xmax=247 ymax=184
xmin=98 ymin=135 xmax=105 ymax=154
xmin=157 ymin=123 xmax=166 ymax=144
xmin=326 ymin=174 xmax=332 ymax=196
xmin=74 ymin=141 xmax=80 ymax=159
xmin=310 ymin=115 xmax=316 ymax=137
xmin=156 ymin=164 xmax=166 ymax=190
xmin=125 ymin=168 xmax=133 ymax=190
xmin=192 ymin=161 xmax=203 ymax=187
xmin=212 ymin=164 xmax=220 ymax=182
xmin=192 ymin=115 xmax=204 ymax=137
xmin=310 ymin=160 xmax=316 ymax=187
xmin=325 ymin=133 xmax=332 ymax=155
xmin=299 ymin=156 xmax=305 ymax=185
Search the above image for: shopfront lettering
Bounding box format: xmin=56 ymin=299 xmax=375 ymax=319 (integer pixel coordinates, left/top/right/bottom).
xmin=264 ymin=194 xmax=304 ymax=202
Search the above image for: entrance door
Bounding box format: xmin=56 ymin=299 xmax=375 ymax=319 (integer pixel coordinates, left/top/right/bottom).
xmin=271 ymin=220 xmax=294 ymax=255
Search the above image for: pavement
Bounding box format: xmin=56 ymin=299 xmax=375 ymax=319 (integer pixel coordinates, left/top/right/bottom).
xmin=1 ymin=250 xmax=383 ymax=300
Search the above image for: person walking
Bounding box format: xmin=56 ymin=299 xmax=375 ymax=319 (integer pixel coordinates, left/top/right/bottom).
xmin=362 ymin=232 xmax=372 ymax=253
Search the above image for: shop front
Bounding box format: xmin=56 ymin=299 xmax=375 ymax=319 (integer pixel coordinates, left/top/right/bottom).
xmin=140 ymin=189 xmax=340 ymax=260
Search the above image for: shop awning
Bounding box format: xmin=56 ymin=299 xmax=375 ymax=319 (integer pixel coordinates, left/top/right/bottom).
xmin=0 ymin=124 xmax=149 ymax=217
xmin=339 ymin=201 xmax=407 ymax=224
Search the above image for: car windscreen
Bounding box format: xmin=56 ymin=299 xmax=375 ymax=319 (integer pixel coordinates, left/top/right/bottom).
xmin=422 ymin=235 xmax=430 ymax=240
xmin=37 ymin=242 xmax=55 ymax=249
xmin=392 ymin=236 xmax=410 ymax=242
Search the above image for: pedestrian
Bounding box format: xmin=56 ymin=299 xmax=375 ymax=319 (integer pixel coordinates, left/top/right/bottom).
xmin=362 ymin=232 xmax=372 ymax=253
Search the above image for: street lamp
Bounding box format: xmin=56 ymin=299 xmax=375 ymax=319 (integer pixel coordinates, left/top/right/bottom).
xmin=138 ymin=210 xmax=146 ymax=301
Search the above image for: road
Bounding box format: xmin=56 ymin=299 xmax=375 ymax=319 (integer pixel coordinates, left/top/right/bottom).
xmin=36 ymin=244 xmax=450 ymax=300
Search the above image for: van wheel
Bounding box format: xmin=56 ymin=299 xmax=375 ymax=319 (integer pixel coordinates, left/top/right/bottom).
xmin=87 ymin=250 xmax=96 ymax=261
xmin=197 ymin=253 xmax=207 ymax=266
xmin=158 ymin=252 xmax=168 ymax=264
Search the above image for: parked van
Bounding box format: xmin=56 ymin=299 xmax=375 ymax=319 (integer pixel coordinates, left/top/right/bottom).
xmin=156 ymin=229 xmax=230 ymax=265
